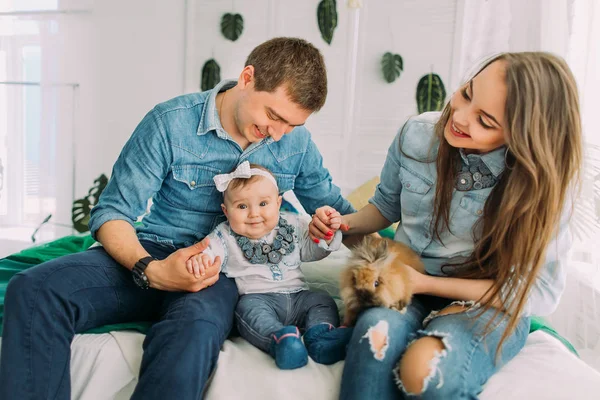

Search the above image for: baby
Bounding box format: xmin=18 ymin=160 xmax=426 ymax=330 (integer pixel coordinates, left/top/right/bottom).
xmin=186 ymin=161 xmax=352 ymax=370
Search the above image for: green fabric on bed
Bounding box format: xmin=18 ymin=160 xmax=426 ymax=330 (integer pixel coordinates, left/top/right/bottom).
xmin=0 ymin=235 xmax=97 ymax=335
xmin=0 ymin=235 xmax=579 ymax=356
xmin=530 ymin=316 xmax=578 ymax=356
xmin=84 ymin=322 xmax=153 ymax=335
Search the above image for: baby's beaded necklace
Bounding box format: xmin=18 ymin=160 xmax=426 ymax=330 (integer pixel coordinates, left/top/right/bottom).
xmin=233 ymin=218 xmax=296 ymax=264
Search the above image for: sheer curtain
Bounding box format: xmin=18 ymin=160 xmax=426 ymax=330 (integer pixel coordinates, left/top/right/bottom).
xmin=0 ymin=0 xmax=92 ymax=251
xmin=550 ymin=0 xmax=600 ymax=372
xmin=452 ymin=0 xmax=600 ymax=371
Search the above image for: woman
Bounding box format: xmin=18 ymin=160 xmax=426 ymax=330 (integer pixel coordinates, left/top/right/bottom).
xmin=314 ymin=52 xmax=582 ymax=398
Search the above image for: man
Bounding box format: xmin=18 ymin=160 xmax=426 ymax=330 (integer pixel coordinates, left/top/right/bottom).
xmin=0 ymin=37 xmax=354 ymax=399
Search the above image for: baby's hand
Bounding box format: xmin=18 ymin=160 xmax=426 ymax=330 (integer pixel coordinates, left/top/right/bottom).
xmin=310 ymin=206 xmax=341 ymax=244
xmin=186 ymin=252 xmax=215 ymax=279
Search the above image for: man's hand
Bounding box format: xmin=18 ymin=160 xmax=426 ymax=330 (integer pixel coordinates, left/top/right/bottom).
xmin=186 ymin=252 xmax=218 ymax=279
xmin=145 ymin=237 xmax=221 ymax=292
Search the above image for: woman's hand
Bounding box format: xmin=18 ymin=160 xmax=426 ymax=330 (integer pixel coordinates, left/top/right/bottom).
xmin=405 ymin=264 xmax=428 ymax=294
xmin=403 ymin=265 xmax=499 ymax=307
xmin=308 ymin=206 xmax=348 ymax=243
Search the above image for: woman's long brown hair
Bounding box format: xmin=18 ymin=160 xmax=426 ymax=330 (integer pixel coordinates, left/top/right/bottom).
xmin=432 ymin=53 xmax=582 ymax=354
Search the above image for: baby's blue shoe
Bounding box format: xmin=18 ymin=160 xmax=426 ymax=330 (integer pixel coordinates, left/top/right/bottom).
xmin=304 ymin=323 xmax=354 ymax=365
xmin=269 ymin=326 xmax=308 ymax=370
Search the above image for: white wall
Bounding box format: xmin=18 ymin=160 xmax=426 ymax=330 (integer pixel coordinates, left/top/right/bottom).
xmin=184 ymin=0 xmax=459 ymax=193
xmin=75 ymin=0 xmax=186 ymax=196
xmin=75 ymin=0 xmax=460 ymax=196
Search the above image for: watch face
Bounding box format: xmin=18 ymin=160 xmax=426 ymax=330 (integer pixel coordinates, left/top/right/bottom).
xmin=133 ymin=269 xmax=149 ymax=289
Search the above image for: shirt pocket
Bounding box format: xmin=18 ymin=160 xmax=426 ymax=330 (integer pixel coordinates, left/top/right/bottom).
xmin=399 ymin=167 xmax=433 ymax=216
xmin=450 ymin=193 xmax=486 ymax=241
xmin=273 ymin=172 xmax=295 ymax=194
xmin=170 ymin=164 xmax=220 ymax=210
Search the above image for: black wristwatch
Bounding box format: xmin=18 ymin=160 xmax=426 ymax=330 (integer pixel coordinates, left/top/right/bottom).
xmin=132 ymin=256 xmax=155 ymax=289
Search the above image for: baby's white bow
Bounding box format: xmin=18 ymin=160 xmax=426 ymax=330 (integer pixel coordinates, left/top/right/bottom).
xmin=213 ymin=161 xmax=278 ymax=192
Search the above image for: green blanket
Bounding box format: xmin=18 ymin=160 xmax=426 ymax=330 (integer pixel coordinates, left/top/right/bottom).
xmin=0 ymin=235 xmax=578 ymax=355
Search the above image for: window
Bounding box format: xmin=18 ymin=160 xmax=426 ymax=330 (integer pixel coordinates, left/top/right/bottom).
xmin=0 ymin=0 xmax=90 ymax=249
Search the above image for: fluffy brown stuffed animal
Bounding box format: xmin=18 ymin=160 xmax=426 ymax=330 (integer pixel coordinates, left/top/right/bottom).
xmin=340 ymin=235 xmax=425 ymax=326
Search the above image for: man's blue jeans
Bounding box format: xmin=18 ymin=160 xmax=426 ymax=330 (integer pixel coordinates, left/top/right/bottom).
xmin=0 ymin=240 xmax=238 ymax=399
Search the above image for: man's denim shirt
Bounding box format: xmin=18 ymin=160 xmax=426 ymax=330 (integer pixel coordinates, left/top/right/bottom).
xmin=89 ymin=80 xmax=354 ymax=248
xmin=370 ymin=112 xmax=572 ymax=317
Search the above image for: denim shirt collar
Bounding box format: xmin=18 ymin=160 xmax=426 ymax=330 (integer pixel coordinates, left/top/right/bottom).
xmin=459 ymin=146 xmax=506 ymax=177
xmin=197 ymin=79 xmax=276 ymax=149
xmin=197 ymin=79 xmax=238 ymax=138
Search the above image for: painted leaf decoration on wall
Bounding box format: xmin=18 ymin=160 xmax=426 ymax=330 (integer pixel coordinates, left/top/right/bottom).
xmin=416 ymin=73 xmax=446 ymax=113
xmin=71 ymin=174 xmax=108 ymax=233
xmin=381 ymin=52 xmax=403 ymax=83
xmin=201 ymin=59 xmax=221 ymax=92
xmin=221 ymin=13 xmax=244 ymax=41
xmin=72 ymin=197 xmax=92 ymax=233
xmin=87 ymin=174 xmax=108 ymax=204
xmin=317 ymin=0 xmax=338 ymax=45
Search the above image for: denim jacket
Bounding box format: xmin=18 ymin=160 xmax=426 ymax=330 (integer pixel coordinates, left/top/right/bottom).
xmin=370 ymin=112 xmax=571 ymax=317
xmin=89 ymin=80 xmax=354 ymax=248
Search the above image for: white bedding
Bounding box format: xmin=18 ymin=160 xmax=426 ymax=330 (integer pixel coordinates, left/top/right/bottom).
xmin=2 ymin=247 xmax=600 ymax=399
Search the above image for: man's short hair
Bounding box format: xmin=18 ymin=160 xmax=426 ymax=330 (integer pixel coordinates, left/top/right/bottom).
xmin=245 ymin=37 xmax=327 ymax=112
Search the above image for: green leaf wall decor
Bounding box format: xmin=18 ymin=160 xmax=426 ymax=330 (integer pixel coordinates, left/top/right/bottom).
xmin=416 ymin=73 xmax=446 ymax=113
xmin=221 ymin=13 xmax=244 ymax=41
xmin=317 ymin=0 xmax=338 ymax=45
xmin=381 ymin=52 xmax=403 ymax=83
xmin=72 ymin=174 xmax=108 ymax=233
xmin=72 ymin=198 xmax=92 ymax=233
xmin=201 ymin=59 xmax=221 ymax=92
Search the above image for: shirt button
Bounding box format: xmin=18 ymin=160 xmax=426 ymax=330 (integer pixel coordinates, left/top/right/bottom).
xmin=476 ymin=209 xmax=482 ymax=215
xmin=424 ymin=233 xmax=430 ymax=239
xmin=405 ymin=183 xmax=411 ymax=188
xmin=190 ymin=181 xmax=196 ymax=187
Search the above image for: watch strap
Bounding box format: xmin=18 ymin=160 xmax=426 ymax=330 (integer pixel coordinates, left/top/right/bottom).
xmin=135 ymin=256 xmax=155 ymax=272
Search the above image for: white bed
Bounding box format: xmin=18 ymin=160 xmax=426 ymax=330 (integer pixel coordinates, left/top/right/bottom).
xmin=2 ymin=247 xmax=600 ymax=399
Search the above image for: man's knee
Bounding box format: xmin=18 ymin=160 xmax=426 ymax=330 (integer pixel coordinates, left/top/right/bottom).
xmin=175 ymin=318 xmax=229 ymax=352
xmin=5 ymin=268 xmax=71 ymax=322
xmin=5 ymin=264 xmax=55 ymax=304
xmin=5 ymin=272 xmax=34 ymax=307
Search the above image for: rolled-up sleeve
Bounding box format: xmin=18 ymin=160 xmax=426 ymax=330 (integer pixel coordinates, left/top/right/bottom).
xmin=89 ymin=108 xmax=172 ymax=240
xmin=368 ymin=125 xmax=405 ymax=223
xmin=204 ymin=227 xmax=228 ymax=273
xmin=294 ymin=136 xmax=355 ymax=216
xmin=297 ymin=214 xmax=343 ymax=262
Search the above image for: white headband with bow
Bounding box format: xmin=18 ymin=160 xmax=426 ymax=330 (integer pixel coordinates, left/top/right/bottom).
xmin=213 ymin=161 xmax=279 ymax=193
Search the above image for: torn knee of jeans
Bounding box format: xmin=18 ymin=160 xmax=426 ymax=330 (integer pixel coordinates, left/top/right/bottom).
xmin=394 ymin=331 xmax=451 ymax=395
xmin=423 ymin=300 xmax=479 ymax=326
xmin=359 ymin=320 xmax=389 ymax=361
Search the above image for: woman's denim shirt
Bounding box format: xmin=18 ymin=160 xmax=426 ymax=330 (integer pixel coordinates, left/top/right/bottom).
xmin=89 ymin=80 xmax=354 ymax=248
xmin=370 ymin=112 xmax=572 ymax=316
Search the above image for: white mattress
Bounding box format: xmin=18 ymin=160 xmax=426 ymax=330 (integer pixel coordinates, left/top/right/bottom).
xmin=2 ymin=248 xmax=600 ymax=399
xmin=11 ymin=327 xmax=592 ymax=400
